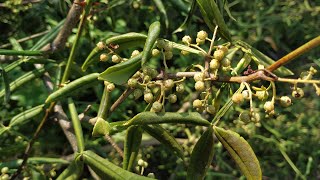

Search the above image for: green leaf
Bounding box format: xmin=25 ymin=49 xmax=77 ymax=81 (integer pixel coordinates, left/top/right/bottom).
xmin=123 ymin=126 xmax=143 ymax=171
xmin=235 ymin=40 xmax=294 ymax=76
xmin=173 ymin=0 xmax=197 ymax=34
xmin=81 ymin=150 xmax=153 ymax=180
xmin=97 ymin=85 xmax=111 ymax=120
xmin=213 ymin=126 xmax=262 ymax=180
xmin=0 ymin=65 xmax=53 ymax=101
xmin=0 ymin=157 xmax=69 ymax=169
xmin=141 ymin=21 xmax=161 ymax=65
xmin=45 ymin=73 xmax=99 ymax=103
xmin=152 ymin=0 xmax=168 ymax=33
xmin=142 ymin=124 xmax=184 ymax=159
xmin=0 ymin=49 xmax=44 ymax=56
xmin=81 ymin=32 xmax=147 ymax=71
xmin=231 ymin=52 xmax=251 ymax=76
xmin=9 ymin=104 xmax=45 ymax=127
xmin=196 ymin=0 xmax=231 ymax=41
xmin=56 ymin=160 xmax=83 ymax=180
xmin=187 ymin=127 xmax=215 ymax=180
xmin=68 ymin=98 xmax=85 ymax=152
xmin=124 ymin=112 xmax=211 ymax=126
xmin=92 ymin=117 xmax=111 ymax=137
xmin=98 ymin=53 xmax=142 ymax=85
xmin=0 ymin=66 xmax=10 ymax=103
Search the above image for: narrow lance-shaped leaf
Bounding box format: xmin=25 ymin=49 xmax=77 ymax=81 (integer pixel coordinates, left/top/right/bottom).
xmin=124 ymin=112 xmax=211 ymax=126
xmin=151 ymin=0 xmax=168 ymax=34
xmin=123 ymin=126 xmax=143 ymax=171
xmin=213 ymin=126 xmax=262 ymax=180
xmin=196 ymin=0 xmax=231 ymax=41
xmin=142 ymin=124 xmax=184 ymax=159
xmin=68 ymin=98 xmax=85 ymax=152
xmin=98 ymin=53 xmax=142 ymax=85
xmin=231 ymin=52 xmax=251 ymax=75
xmin=235 ymin=40 xmax=293 ymax=76
xmin=187 ymin=126 xmax=215 ymax=180
xmin=0 ymin=66 xmax=10 ymax=103
xmin=82 ymin=33 xmax=147 ymax=71
xmin=0 ymin=49 xmax=44 ymax=56
xmin=9 ymin=104 xmax=45 ymax=127
xmin=56 ymin=160 xmax=84 ymax=180
xmin=97 ymin=85 xmax=111 ymax=120
xmin=45 ymin=73 xmax=99 ymax=103
xmin=141 ymin=21 xmax=161 ymax=65
xmin=81 ymin=150 xmax=153 ymax=180
xmin=173 ymin=0 xmax=197 ymax=34
xmin=92 ymin=117 xmax=111 ymax=137
xmin=0 ymin=64 xmax=53 ymax=101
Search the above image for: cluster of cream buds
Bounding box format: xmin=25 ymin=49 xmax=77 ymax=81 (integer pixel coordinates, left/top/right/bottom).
xmin=127 ymin=66 xmax=184 ymax=112
xmin=157 ymin=39 xmax=173 ymax=60
xmin=1 ymin=167 xmax=9 ymax=180
xmin=210 ymin=45 xmax=229 ymax=71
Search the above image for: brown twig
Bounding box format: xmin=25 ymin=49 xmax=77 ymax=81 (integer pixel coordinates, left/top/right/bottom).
xmin=267 ymin=35 xmax=320 ymax=72
xmin=109 ymin=88 xmax=134 ymax=113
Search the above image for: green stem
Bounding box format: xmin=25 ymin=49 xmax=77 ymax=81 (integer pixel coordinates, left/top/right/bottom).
xmin=61 ymin=0 xmax=92 ymax=84
xmin=68 ymin=98 xmax=85 ymax=152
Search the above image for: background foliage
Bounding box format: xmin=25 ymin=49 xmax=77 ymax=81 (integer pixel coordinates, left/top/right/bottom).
xmin=0 ymin=0 xmax=319 ymax=179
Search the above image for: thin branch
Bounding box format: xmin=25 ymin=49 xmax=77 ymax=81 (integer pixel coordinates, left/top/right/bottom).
xmin=0 ymin=30 xmax=49 ymax=49
xmin=267 ymin=35 xmax=320 ymax=72
xmin=109 ymin=88 xmax=134 ymax=113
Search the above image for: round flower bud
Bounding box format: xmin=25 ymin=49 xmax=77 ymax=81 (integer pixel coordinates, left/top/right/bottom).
xmin=197 ymin=30 xmax=208 ymax=40
xmin=131 ymin=50 xmax=140 ymax=57
xmin=96 ymin=41 xmax=105 ymax=50
xmin=309 ymin=66 xmax=317 ymax=75
xmin=132 ymin=71 xmax=141 ymax=78
xmin=127 ymin=78 xmax=138 ymax=88
xmin=193 ymin=72 xmax=204 ymax=82
xmin=144 ymin=93 xmax=154 ymax=103
xmin=168 ymin=94 xmax=177 ymax=103
xmin=111 ymin=55 xmax=121 ymax=63
xmin=250 ymin=111 xmax=261 ymax=122
xmin=182 ymin=35 xmax=192 ymax=44
xmin=239 ymin=111 xmax=251 ymax=124
xmin=164 ymin=42 xmax=173 ymax=52
xmin=292 ymin=88 xmax=304 ymax=99
xmin=242 ymin=90 xmax=250 ymax=100
xmin=176 ymin=83 xmax=185 ymax=93
xmin=217 ymin=45 xmax=228 ymax=53
xmin=147 ymin=173 xmax=155 ymax=178
xmin=143 ymin=161 xmax=149 ymax=168
xmin=264 ymin=101 xmax=274 ymax=112
xmin=107 ymin=83 xmax=115 ymax=92
xmin=195 ymin=81 xmax=205 ymax=91
xmin=142 ymin=66 xmax=152 ymax=76
xmin=150 ymin=69 xmax=159 ymax=78
xmin=221 ymin=58 xmax=231 ymax=67
xmin=100 ymin=53 xmax=108 ymax=62
xmin=193 ymin=99 xmax=202 ymax=108
xmin=196 ymin=38 xmax=205 ymax=45
xmin=213 ymin=49 xmax=225 ymax=61
xmin=138 ymin=159 xmax=144 ymax=166
xmin=258 ymin=64 xmax=265 ymax=70
xmin=256 ymin=90 xmax=268 ymax=101
xmin=143 ymin=75 xmax=151 ymax=82
xmin=152 ymin=49 xmax=160 ymax=56
xmin=164 ymin=79 xmax=174 ymax=89
xmin=280 ymin=96 xmax=292 ymax=107
xmin=1 ymin=174 xmax=9 ymax=180
xmin=164 ymin=51 xmax=173 ymax=60
xmin=210 ymin=59 xmax=220 ymax=70
xmin=1 ymin=167 xmax=9 ymax=174
xmin=181 ymin=50 xmax=190 ymax=56
xmin=206 ymin=105 xmax=216 ymax=114
xmin=157 ymin=39 xmax=166 ymax=49
xmin=152 ymin=102 xmax=163 ymax=112
xmin=133 ymin=89 xmax=143 ymax=99
xmin=232 ymin=93 xmax=244 ymax=104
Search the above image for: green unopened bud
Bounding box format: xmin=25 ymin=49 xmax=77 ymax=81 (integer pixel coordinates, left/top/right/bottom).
xmin=193 ymin=99 xmax=202 ymax=108
xmin=182 ymin=35 xmax=192 ymax=44
xmin=157 ymin=39 xmax=166 ymax=49
xmin=164 ymin=79 xmax=174 ymax=89
xmin=138 ymin=159 xmax=144 ymax=166
xmin=206 ymin=105 xmax=216 ymax=114
xmin=128 ymin=78 xmax=138 ymax=88
xmin=280 ymin=96 xmax=292 ymax=107
xmin=152 ymin=49 xmax=160 ymax=56
xmin=176 ymin=83 xmax=185 ymax=93
xmin=144 ymin=93 xmax=154 ymax=103
xmin=151 ymin=102 xmax=162 ymax=112
xmin=164 ymin=51 xmax=173 ymax=60
xmin=292 ymin=88 xmax=304 ymax=99
xmin=264 ymin=101 xmax=274 ymax=112
xmin=168 ymin=94 xmax=177 ymax=103
xmin=195 ymin=81 xmax=205 ymax=91
xmin=256 ymin=90 xmax=268 ymax=101
xmin=210 ymin=59 xmax=220 ymax=70
xmin=239 ymin=111 xmax=251 ymax=124
xmin=213 ymin=49 xmax=225 ymax=61
xmin=196 ymin=38 xmax=205 ymax=45
xmin=197 ymin=30 xmax=208 ymax=40
xmin=1 ymin=167 xmax=9 ymax=174
xmin=221 ymin=58 xmax=231 ymax=67
xmin=232 ymin=93 xmax=244 ymax=104
xmin=133 ymin=89 xmax=143 ymax=99
xmin=193 ymin=72 xmax=204 ymax=82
